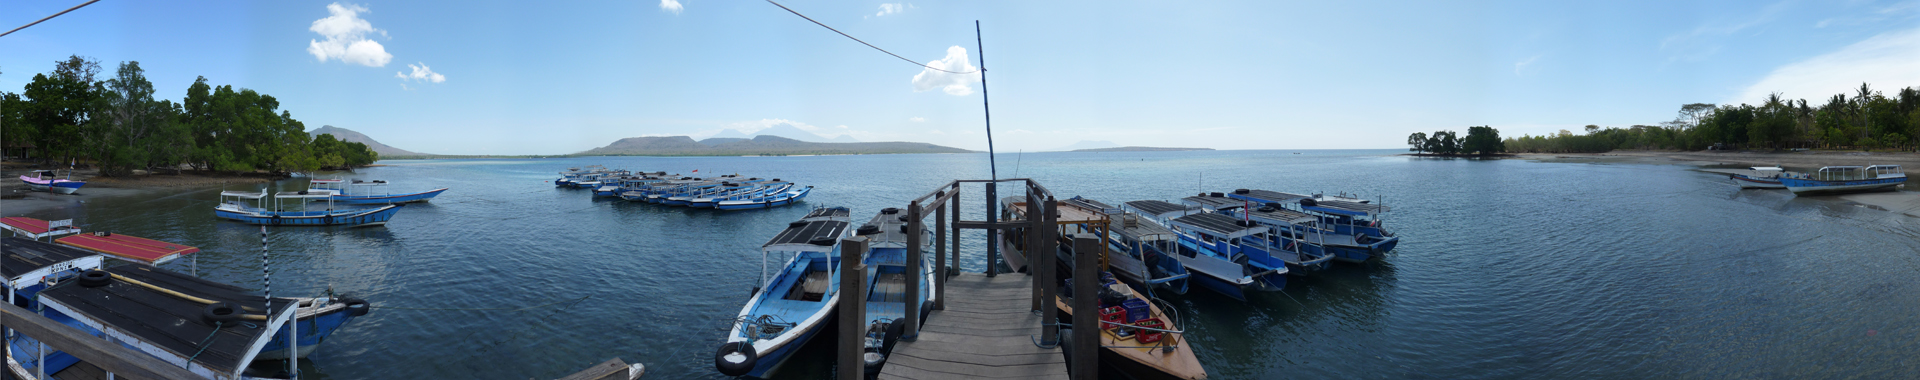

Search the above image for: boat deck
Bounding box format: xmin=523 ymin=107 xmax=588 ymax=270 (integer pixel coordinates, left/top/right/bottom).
xmin=56 ymin=233 xmax=199 ymax=264
xmin=37 ymin=263 xmax=297 ymax=378
xmin=878 ymin=273 xmax=1067 ymax=380
xmin=3 ymin=238 xmax=101 ymax=284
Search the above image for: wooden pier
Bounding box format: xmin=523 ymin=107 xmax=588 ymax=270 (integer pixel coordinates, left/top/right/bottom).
xmin=837 ymin=179 xmax=1097 ymax=380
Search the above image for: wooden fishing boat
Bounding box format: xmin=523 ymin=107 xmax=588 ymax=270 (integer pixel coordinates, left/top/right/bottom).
xmin=1780 ymin=165 xmax=1906 ymax=195
xmin=845 ymin=207 xmax=940 ymax=375
xmin=215 ymin=190 xmax=402 ymax=227
xmin=308 ymin=178 xmax=448 ymax=204
xmin=1054 ymin=279 xmax=1207 ymax=380
xmin=19 ymin=170 xmax=84 ymax=194
xmin=1729 ymin=166 xmax=1788 ymax=189
xmin=716 ymin=207 xmax=852 ymax=377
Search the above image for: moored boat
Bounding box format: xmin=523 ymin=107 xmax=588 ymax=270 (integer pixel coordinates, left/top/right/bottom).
xmin=215 ymin=190 xmax=403 ymax=227
xmin=846 ymin=207 xmax=939 ymax=375
xmin=308 ymin=178 xmax=449 ymax=204
xmin=1730 ymin=166 xmax=1788 ymax=189
xmin=715 ymin=207 xmax=852 ymax=378
xmin=19 ymin=170 xmax=84 ymax=195
xmin=1053 ymin=270 xmax=1206 ymax=380
xmin=716 ymin=185 xmax=813 ymax=210
xmin=1780 ymin=165 xmax=1906 ymax=196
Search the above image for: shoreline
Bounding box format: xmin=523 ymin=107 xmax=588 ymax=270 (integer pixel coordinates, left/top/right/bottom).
xmin=1513 ymin=150 xmax=1919 ymax=217
xmin=3 ymin=163 xmax=279 ymax=216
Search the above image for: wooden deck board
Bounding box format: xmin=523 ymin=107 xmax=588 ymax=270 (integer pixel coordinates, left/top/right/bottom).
xmin=880 ymin=273 xmax=1067 ymax=380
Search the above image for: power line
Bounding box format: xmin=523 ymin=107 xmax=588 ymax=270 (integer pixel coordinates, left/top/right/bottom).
xmin=0 ymin=0 xmax=101 ymax=38
xmin=765 ymin=0 xmax=979 ymax=74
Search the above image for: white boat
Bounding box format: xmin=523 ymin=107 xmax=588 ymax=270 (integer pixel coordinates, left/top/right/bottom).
xmin=1731 ymin=166 xmax=1787 ymax=189
xmin=1780 ymin=165 xmax=1906 ymax=196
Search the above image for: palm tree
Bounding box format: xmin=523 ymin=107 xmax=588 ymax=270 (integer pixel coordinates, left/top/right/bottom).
xmin=1855 ymin=83 xmax=1875 ymax=141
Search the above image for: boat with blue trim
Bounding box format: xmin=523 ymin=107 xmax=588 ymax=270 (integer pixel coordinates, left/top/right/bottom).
xmin=1780 ymin=165 xmax=1906 ymax=196
xmin=308 ymin=178 xmax=448 ymax=204
xmin=715 ymin=207 xmax=852 ymax=378
xmin=1218 ymin=190 xmax=1398 ymax=262
xmin=1729 ymin=166 xmax=1788 ymax=189
xmin=1121 ymin=200 xmax=1280 ymax=300
xmin=846 ymin=207 xmax=939 ymax=375
xmin=19 ymin=170 xmax=84 ymax=195
xmin=215 ymin=190 xmax=403 ymax=227
xmin=716 ymin=185 xmax=813 ymax=210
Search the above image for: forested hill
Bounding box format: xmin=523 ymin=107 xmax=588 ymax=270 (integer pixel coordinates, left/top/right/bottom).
xmin=577 ymin=135 xmax=974 ymax=156
xmin=310 ymin=126 xmax=427 ymax=157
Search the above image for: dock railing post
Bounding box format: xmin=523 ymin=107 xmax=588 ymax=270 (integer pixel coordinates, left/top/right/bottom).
xmin=950 ymin=184 xmax=962 ymax=276
xmin=1070 ymin=234 xmax=1100 ymax=380
xmin=986 ymin=182 xmax=999 ymax=277
xmin=935 ymin=196 xmax=947 ymax=310
xmin=1039 ymin=196 xmax=1061 ymax=346
xmin=905 ymin=201 xmax=923 ymax=340
xmin=1026 ymin=190 xmax=1043 ymax=311
xmin=837 ymin=236 xmax=869 ymax=380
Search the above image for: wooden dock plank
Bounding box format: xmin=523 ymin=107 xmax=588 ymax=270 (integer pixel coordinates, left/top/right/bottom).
xmin=880 ymin=273 xmax=1067 ymax=380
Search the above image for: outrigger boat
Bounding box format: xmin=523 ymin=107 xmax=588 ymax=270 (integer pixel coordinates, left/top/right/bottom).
xmin=215 ymin=189 xmax=402 ymax=227
xmin=307 ymin=178 xmax=448 ymax=204
xmin=1121 ymin=200 xmax=1279 ymax=300
xmin=997 ymin=196 xmax=1192 ymax=294
xmin=1780 ymin=165 xmax=1906 ymax=196
xmin=716 ymin=185 xmax=813 ymax=210
xmin=716 ymin=207 xmax=852 ymax=378
xmin=846 ymin=207 xmax=939 ymax=375
xmin=1729 ymin=166 xmax=1788 ymax=189
xmin=1220 ymin=190 xmax=1398 ymax=262
xmin=19 ymin=170 xmax=85 ymax=195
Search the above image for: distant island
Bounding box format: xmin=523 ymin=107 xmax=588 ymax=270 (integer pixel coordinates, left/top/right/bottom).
xmin=575 ymin=135 xmax=976 ymax=156
xmin=1071 ymin=146 xmax=1214 ymax=152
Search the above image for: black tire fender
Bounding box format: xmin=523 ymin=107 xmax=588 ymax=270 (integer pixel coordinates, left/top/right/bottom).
xmin=715 ymin=341 xmax=758 ymax=376
xmin=77 ymin=269 xmax=112 ymax=288
xmin=202 ymin=302 xmax=244 ymax=325
xmin=341 ymin=297 xmax=372 ymax=317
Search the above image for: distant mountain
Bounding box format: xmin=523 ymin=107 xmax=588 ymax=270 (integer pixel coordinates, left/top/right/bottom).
xmin=577 ymin=135 xmax=972 ymax=156
xmin=1071 ymin=146 xmax=1214 ymax=152
xmin=309 ymin=125 xmax=428 ymax=157
xmin=704 ymin=123 xmax=860 ymax=143
xmin=1049 ymin=140 xmax=1118 ymax=152
xmin=698 ymin=137 xmax=749 ymax=146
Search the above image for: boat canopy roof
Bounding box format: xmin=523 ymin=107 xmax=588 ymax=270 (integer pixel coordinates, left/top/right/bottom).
xmin=220 ymin=190 xmax=268 ymax=199
xmin=1817 ymin=166 xmax=1865 ymax=171
xmin=1751 ymin=166 xmax=1784 ymax=172
xmin=1170 ymin=213 xmax=1267 ymax=239
xmin=39 ymin=263 xmax=297 ymax=379
xmin=1243 ymin=207 xmax=1317 ymax=225
xmin=3 ymin=237 xmax=103 ymax=288
xmin=274 ymin=191 xmax=334 ymax=199
xmin=2 ymin=216 xmax=80 ymax=238
xmin=1228 ymin=189 xmax=1312 ymax=204
xmin=1123 ymin=200 xmax=1197 ymax=220
xmin=764 ymin=219 xmax=850 ymax=252
xmin=1866 ymin=165 xmax=1903 ymax=170
xmin=56 ymin=232 xmax=199 ymax=265
xmin=856 ymin=209 xmax=929 ymax=249
xmin=801 ymin=207 xmax=851 ymax=222
xmin=1182 ymin=194 xmax=1252 ymax=211
xmin=1306 ymin=199 xmax=1390 ymax=216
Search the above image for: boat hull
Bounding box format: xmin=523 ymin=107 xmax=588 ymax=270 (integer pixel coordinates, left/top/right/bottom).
xmin=1732 ymin=175 xmax=1786 ymax=189
xmin=323 ymin=188 xmax=448 ymax=204
xmin=716 ymin=186 xmax=811 ymax=210
xmin=215 ymin=205 xmax=403 ymax=227
xmin=1781 ymin=176 xmax=1905 ymax=196
xmin=254 ymin=300 xmax=365 ymax=360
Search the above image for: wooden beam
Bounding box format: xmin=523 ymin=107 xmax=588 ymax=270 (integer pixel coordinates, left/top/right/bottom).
xmin=904 ymin=201 xmax=923 ymax=340
xmin=1069 ymin=235 xmax=1099 ymax=380
xmin=934 ymin=200 xmax=947 ymax=311
xmin=952 ymin=221 xmax=1028 ymax=230
xmin=1 ymin=302 xmax=202 ymax=380
xmin=1039 ymin=197 xmax=1061 ymax=346
xmin=837 ymin=236 xmax=870 ymax=380
xmin=950 ymin=186 xmax=962 ymax=278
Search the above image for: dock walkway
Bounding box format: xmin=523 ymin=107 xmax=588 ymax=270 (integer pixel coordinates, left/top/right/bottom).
xmin=879 ymin=273 xmax=1067 ymax=380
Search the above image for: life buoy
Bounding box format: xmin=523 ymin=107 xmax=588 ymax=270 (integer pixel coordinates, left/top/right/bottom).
xmin=715 ymin=341 xmax=758 ymax=376
xmin=77 ymin=269 xmax=112 ymax=288
xmin=203 ymin=302 xmax=243 ymax=325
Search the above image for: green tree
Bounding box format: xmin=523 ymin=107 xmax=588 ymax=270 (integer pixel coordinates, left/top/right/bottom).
xmin=1461 ymin=125 xmax=1504 ymax=155
xmin=1407 ymin=132 xmax=1428 ymax=154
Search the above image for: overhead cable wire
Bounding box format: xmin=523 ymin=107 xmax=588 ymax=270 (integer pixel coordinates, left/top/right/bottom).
xmin=765 ymin=0 xmax=979 ymax=74
xmin=0 ymin=0 xmax=101 ymax=38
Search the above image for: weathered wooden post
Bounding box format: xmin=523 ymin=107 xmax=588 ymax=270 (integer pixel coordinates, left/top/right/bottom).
xmin=1070 ymin=234 xmax=1100 ymax=379
xmin=950 ymin=184 xmax=962 ymax=276
xmin=986 ymin=181 xmax=999 ymax=277
xmin=1026 ymin=189 xmax=1044 ymax=311
xmin=904 ymin=201 xmax=923 ymax=340
xmin=1039 ymin=195 xmax=1062 ymax=345
xmin=934 ymin=193 xmax=948 ymax=310
xmin=837 ymin=236 xmax=869 ymax=380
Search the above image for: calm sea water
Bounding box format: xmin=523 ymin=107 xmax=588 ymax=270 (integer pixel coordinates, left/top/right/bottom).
xmin=10 ymin=150 xmax=1919 ymax=379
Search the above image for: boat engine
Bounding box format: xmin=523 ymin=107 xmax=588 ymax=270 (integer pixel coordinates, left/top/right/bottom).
xmin=862 ymin=319 xmax=906 ymax=377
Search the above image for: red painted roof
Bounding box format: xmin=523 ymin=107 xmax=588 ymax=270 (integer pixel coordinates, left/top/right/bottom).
xmin=56 ymin=233 xmax=199 ymax=264
xmin=2 ymin=217 xmax=63 ymax=234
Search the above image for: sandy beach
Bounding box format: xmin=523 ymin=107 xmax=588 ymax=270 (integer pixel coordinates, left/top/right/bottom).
xmin=1513 ymin=150 xmax=1920 ymax=217
xmin=2 ymin=162 xmax=276 ymax=216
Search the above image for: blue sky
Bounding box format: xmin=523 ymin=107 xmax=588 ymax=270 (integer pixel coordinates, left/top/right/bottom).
xmin=3 ymin=0 xmax=1917 ymax=155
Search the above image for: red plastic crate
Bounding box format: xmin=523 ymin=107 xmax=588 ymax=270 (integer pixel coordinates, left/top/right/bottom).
xmin=1098 ymin=306 xmax=1127 ymax=330
xmin=1134 ymin=318 xmax=1166 ymax=343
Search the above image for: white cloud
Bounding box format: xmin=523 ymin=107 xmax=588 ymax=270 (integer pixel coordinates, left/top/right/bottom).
xmin=877 ymin=3 xmax=907 ymax=17
xmin=307 ymin=3 xmax=392 ymax=67
xmin=660 ymin=0 xmax=683 ymax=14
xmin=395 ymin=62 xmax=446 ymax=83
xmin=1513 ymin=55 xmax=1541 ymax=76
xmin=1659 ymin=1 xmax=1788 ymax=62
xmin=911 ymin=46 xmax=979 ymax=96
xmin=1729 ymin=27 xmax=1920 ymax=104
xmin=909 ymin=117 xmax=926 ymax=122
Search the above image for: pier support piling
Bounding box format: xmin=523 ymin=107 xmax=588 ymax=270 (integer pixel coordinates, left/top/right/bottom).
xmin=837 ymin=236 xmax=870 ymax=380
xmin=1070 ymin=235 xmax=1100 ymax=380
xmin=905 ymin=201 xmax=923 ymax=340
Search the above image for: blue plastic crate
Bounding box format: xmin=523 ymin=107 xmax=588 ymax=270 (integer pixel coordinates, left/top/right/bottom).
xmin=1121 ymin=298 xmax=1150 ymax=323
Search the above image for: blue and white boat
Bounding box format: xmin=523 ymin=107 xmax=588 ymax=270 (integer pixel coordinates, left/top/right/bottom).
xmin=1780 ymin=165 xmax=1906 ymax=196
xmin=215 ymin=189 xmax=402 ymax=227
xmin=716 ymin=185 xmax=813 ymax=210
xmin=19 ymin=170 xmax=84 ymax=195
xmin=716 ymin=207 xmax=852 ymax=378
xmin=308 ymin=178 xmax=448 ymax=204
xmin=1730 ymin=166 xmax=1788 ymax=189
xmin=1220 ymin=190 xmax=1398 ymax=262
xmin=847 ymin=207 xmax=939 ymax=374
xmin=693 ymin=181 xmax=786 ymax=208
xmin=1220 ymin=205 xmax=1337 ymax=272
xmin=1061 ymin=197 xmax=1193 ymax=294
xmin=1122 ymin=200 xmax=1282 ymax=300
